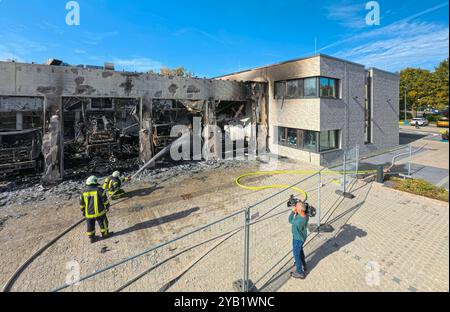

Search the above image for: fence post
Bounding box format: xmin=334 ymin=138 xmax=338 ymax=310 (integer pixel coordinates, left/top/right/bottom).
xmin=355 ymin=145 xmax=360 ymax=179
xmin=243 ymin=208 xmax=250 ymax=292
xmin=408 ymin=144 xmax=412 ymax=177
xmin=343 ymin=151 xmax=347 ymax=194
xmin=336 ymin=149 xmax=355 ymax=199
xmin=317 ymin=172 xmax=321 ymax=230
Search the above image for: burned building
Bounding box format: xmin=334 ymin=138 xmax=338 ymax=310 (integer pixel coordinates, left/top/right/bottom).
xmin=0 ymin=61 xmax=267 ymax=183
xmin=1 ymin=54 xmax=400 ymax=182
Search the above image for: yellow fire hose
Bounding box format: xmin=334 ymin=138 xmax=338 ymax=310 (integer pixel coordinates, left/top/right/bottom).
xmin=235 ymin=169 xmax=377 ymax=202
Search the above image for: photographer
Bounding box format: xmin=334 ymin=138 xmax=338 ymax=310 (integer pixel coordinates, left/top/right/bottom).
xmin=289 ymin=201 xmax=309 ymax=279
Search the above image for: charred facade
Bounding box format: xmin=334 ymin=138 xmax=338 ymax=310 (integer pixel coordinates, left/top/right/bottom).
xmin=0 ymin=61 xmax=268 ymax=183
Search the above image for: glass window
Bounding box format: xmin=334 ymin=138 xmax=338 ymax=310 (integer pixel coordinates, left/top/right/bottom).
xmin=287 ymin=128 xmax=298 ymax=147
xmin=320 ymin=77 xmax=329 ymax=97
xmin=286 ymin=80 xmax=300 ymax=98
xmin=303 ymin=130 xmax=317 ymax=152
xmin=320 ymin=130 xmax=339 ymax=152
xmin=278 ymin=127 xmax=286 ymax=145
xmin=329 ymin=79 xmax=336 ymax=98
xmin=274 ymin=81 xmax=285 ymax=99
xmin=304 ymin=78 xmax=317 ymax=97
xmin=320 ymin=78 xmax=338 ymax=98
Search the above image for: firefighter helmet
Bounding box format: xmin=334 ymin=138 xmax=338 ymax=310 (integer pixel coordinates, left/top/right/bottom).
xmin=86 ymin=176 xmax=99 ymax=186
xmin=112 ymin=171 xmax=121 ymax=178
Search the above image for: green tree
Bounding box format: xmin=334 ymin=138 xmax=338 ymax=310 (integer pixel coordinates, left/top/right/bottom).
xmin=399 ymin=68 xmax=433 ymax=112
xmin=399 ymin=58 xmax=449 ymax=114
xmin=432 ymin=58 xmax=449 ymax=110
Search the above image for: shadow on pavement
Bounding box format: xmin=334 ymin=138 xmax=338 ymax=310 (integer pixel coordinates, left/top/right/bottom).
xmin=305 ymin=224 xmax=367 ymax=274
xmin=122 ymin=185 xmax=163 ymax=198
xmin=113 ymin=206 xmax=200 ymax=237
xmin=258 ymin=181 xmax=373 ymax=292
xmin=400 ymin=132 xmax=428 ymax=145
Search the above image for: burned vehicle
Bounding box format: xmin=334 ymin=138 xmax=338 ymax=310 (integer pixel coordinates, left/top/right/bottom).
xmin=0 ymin=128 xmax=43 ymax=176
xmin=62 ymin=97 xmax=141 ymax=161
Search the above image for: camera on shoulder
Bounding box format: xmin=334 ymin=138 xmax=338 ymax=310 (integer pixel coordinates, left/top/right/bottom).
xmin=287 ymin=195 xmax=317 ymax=218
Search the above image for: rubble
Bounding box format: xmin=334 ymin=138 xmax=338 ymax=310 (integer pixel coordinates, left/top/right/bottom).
xmin=0 ymin=158 xmax=253 ymax=209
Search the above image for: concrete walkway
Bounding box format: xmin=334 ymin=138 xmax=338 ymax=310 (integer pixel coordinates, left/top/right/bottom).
xmin=277 ymin=182 xmax=449 ymax=292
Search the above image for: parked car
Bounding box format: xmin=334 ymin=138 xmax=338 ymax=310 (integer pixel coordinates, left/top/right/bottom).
xmin=410 ymin=118 xmax=429 ymax=127
xmin=437 ymin=117 xmax=449 ymax=128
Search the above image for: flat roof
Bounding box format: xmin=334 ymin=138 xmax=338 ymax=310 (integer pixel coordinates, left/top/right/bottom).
xmin=214 ymin=54 xmax=366 ymax=79
xmin=368 ymin=67 xmax=400 ymax=77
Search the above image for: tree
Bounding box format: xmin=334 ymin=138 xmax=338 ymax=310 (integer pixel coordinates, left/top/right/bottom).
xmin=399 ymin=58 xmax=449 ymax=114
xmin=432 ymin=58 xmax=449 ymax=110
xmin=159 ymin=66 xmax=193 ymax=78
xmin=399 ymin=68 xmax=433 ymax=112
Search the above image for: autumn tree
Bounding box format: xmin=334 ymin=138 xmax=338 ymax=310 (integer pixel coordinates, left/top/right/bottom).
xmin=432 ymin=58 xmax=449 ymax=110
xmin=159 ymin=66 xmax=193 ymax=78
xmin=399 ymin=58 xmax=449 ymax=113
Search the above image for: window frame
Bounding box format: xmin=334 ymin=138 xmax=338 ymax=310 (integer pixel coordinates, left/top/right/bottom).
xmin=274 ymin=81 xmax=286 ymax=99
xmin=319 ymin=130 xmax=340 ymax=152
xmin=303 ymin=77 xmax=318 ymax=98
xmin=274 ymin=76 xmax=339 ymax=100
xmin=276 ymin=126 xmax=340 ymax=153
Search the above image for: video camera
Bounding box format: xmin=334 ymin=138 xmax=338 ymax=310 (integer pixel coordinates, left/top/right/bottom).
xmin=287 ymin=195 xmax=317 ymax=218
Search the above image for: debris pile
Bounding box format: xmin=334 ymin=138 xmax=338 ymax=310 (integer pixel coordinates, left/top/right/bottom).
xmin=0 ymin=159 xmax=253 ymax=208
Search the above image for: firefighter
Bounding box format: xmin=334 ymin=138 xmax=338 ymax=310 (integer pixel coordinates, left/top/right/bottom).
xmin=80 ymin=176 xmax=111 ymax=243
xmin=103 ymin=171 xmax=131 ymax=200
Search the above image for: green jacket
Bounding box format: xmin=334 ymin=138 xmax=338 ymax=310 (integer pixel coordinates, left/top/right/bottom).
xmin=289 ymin=212 xmax=309 ymax=242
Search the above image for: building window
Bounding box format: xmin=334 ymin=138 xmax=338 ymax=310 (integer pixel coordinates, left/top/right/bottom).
xmin=275 ymin=76 xmax=339 ymax=99
xmin=303 ymin=130 xmax=318 ymax=152
xmin=320 ymin=130 xmax=339 ymax=152
xmin=303 ymin=78 xmax=317 ymax=97
xmin=278 ymin=127 xmax=287 ymax=145
xmin=274 ymin=81 xmax=285 ymax=99
xmin=286 ymin=79 xmax=303 ymax=98
xmin=276 ymin=126 xmax=340 ymax=153
xmin=287 ymin=128 xmax=298 ymax=147
xmin=320 ymin=77 xmax=338 ymax=98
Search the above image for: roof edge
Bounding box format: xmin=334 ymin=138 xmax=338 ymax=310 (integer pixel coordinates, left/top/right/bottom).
xmin=214 ymin=54 xmax=366 ymax=79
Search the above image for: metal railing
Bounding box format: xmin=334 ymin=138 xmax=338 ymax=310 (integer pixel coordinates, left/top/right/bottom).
xmin=50 ymin=145 xmax=365 ymax=293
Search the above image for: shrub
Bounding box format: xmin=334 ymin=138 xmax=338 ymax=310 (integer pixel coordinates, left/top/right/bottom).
xmin=388 ymin=177 xmax=449 ymax=202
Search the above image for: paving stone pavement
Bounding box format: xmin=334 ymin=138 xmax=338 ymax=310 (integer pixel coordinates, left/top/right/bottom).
xmin=1 ymin=160 xmax=448 ymax=292
xmin=277 ymin=182 xmax=449 ymax=292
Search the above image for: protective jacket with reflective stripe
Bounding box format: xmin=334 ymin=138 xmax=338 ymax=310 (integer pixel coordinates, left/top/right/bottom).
xmin=104 ymin=176 xmax=129 ymax=194
xmin=80 ymin=185 xmax=110 ymax=219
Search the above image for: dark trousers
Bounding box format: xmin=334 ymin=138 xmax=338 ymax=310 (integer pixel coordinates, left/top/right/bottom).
xmin=293 ymin=239 xmax=306 ymax=273
xmin=110 ymin=189 xmax=125 ymax=200
xmin=86 ymin=214 xmax=109 ymax=237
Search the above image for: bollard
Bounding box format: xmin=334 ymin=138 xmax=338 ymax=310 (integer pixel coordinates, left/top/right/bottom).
xmin=376 ymin=165 xmax=384 ymax=183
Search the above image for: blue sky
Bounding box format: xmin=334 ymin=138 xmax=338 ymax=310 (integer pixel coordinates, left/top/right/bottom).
xmin=0 ymin=0 xmax=448 ymax=77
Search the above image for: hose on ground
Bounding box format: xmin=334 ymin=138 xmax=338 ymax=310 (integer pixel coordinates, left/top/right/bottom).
xmin=1 ymin=218 xmax=85 ymax=292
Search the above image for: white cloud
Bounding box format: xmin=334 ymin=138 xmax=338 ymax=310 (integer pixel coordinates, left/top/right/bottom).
xmin=320 ymin=2 xmax=450 ymax=71
xmin=112 ymin=57 xmax=165 ymax=72
xmin=334 ymin=22 xmax=449 ymax=71
xmin=0 ymin=33 xmax=47 ymax=62
xmin=326 ymin=1 xmax=368 ymax=29
xmin=0 ymin=45 xmax=24 ymax=62
xmin=320 ymin=2 xmax=449 ymax=52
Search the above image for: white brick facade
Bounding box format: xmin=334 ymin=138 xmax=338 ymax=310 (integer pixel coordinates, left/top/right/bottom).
xmin=217 ymin=54 xmax=400 ymax=166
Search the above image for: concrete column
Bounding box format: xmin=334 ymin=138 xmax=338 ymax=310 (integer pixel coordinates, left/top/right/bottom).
xmin=41 ymin=95 xmax=64 ymax=185
xmin=139 ymin=96 xmax=154 ymax=163
xmin=202 ymin=100 xmax=220 ymax=160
